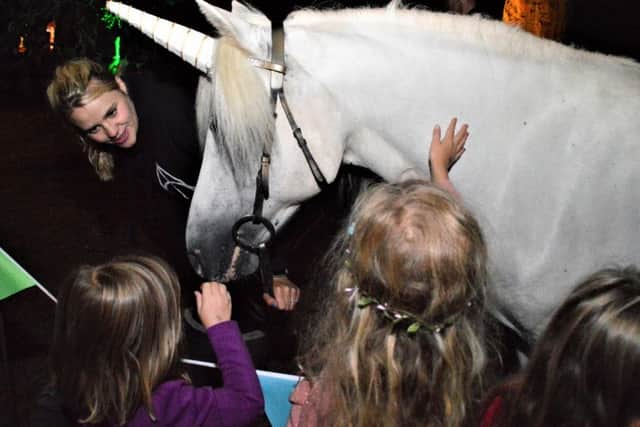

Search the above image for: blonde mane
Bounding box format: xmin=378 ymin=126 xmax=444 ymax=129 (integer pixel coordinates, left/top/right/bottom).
xmin=207 ymin=37 xmax=274 ymax=183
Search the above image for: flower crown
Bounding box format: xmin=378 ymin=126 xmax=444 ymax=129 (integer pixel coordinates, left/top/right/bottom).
xmin=345 ymin=287 xmax=473 ymax=335
xmin=344 ymin=222 xmax=473 ymax=335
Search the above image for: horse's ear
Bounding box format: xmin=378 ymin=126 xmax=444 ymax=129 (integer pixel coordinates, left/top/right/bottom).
xmin=196 ymin=0 xmax=269 ymax=42
xmin=231 ymin=1 xmax=269 ymax=25
xmin=386 ymin=0 xmax=404 ymax=10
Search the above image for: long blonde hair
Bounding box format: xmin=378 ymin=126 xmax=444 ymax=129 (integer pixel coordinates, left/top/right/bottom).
xmin=51 ymin=255 xmax=185 ymax=425
xmin=47 ymin=58 xmax=118 ymax=181
xmin=300 ymin=180 xmax=489 ymax=427
xmin=194 ymin=37 xmax=273 ymax=185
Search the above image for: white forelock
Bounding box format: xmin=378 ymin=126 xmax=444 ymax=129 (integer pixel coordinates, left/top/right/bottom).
xmin=210 ymin=37 xmax=273 ymax=183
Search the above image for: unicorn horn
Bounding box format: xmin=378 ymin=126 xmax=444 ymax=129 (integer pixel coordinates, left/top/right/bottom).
xmin=105 ymin=1 xmax=215 ymax=74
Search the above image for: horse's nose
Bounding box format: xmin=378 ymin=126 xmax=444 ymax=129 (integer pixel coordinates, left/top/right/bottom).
xmin=187 ymin=249 xmax=204 ymax=277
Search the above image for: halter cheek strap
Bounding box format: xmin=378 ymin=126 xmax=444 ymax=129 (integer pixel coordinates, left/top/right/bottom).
xmin=233 ymin=24 xmax=328 ymax=295
xmin=249 ymin=27 xmax=328 ymax=191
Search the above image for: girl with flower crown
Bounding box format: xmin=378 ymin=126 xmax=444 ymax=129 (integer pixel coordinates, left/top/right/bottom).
xmin=287 ymin=118 xmax=490 ymax=427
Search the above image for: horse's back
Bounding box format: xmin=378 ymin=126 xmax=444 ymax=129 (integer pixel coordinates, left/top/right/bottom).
xmin=453 ymin=50 xmax=640 ymax=331
xmin=292 ymin=7 xmax=640 ymax=332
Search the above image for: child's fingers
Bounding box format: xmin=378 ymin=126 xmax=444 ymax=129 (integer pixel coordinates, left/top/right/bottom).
xmin=198 ymin=282 xmax=232 ymax=327
xmin=453 ymin=148 xmax=466 ymax=163
xmin=202 ymin=281 xmax=224 ymax=295
xmin=199 ymin=282 xmax=229 ymax=308
xmin=456 ymin=131 xmax=469 ymax=152
xmin=445 ymin=117 xmax=458 ymax=141
xmin=432 ymin=124 xmax=442 ymax=144
xmin=454 ymin=124 xmax=469 ymax=143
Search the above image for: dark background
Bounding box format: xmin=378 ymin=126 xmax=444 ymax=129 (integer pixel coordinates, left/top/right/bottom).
xmin=1 ymin=1 xmax=639 ymax=426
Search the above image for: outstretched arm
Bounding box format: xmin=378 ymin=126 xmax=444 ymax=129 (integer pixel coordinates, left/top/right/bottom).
xmin=429 ymin=117 xmax=469 ymax=201
xmin=192 ymin=282 xmax=264 ymax=425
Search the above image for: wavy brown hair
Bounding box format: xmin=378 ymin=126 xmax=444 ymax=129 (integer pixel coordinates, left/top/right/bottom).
xmin=495 ymin=266 xmax=640 ymax=427
xmin=51 ymin=255 xmax=185 ymax=425
xmin=299 ymin=180 xmax=490 ymax=427
xmin=47 ymin=58 xmax=118 ymax=181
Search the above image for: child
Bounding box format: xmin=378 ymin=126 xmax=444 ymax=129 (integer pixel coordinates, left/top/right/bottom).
xmin=46 ymin=255 xmax=264 ymax=426
xmin=288 ymin=119 xmax=489 ymax=427
xmin=480 ymin=266 xmax=640 ymax=427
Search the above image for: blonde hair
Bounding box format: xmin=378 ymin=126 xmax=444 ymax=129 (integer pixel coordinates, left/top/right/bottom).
xmin=51 ymin=255 xmax=185 ymax=425
xmin=195 ymin=37 xmax=272 ymax=184
xmin=300 ymin=180 xmax=489 ymax=427
xmin=47 ymin=58 xmax=119 ymax=181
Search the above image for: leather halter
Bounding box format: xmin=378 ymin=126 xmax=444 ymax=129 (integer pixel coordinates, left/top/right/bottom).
xmin=250 ymin=28 xmax=328 ymax=193
xmin=231 ymin=24 xmax=327 ymax=292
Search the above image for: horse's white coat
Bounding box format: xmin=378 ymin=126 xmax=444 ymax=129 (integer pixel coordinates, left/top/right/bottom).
xmin=122 ymin=1 xmax=640 ymax=333
xmin=274 ymin=8 xmax=640 ymax=331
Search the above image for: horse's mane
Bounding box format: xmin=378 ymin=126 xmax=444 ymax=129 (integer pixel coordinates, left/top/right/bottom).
xmin=201 ymin=36 xmax=274 ymax=184
xmin=287 ymin=6 xmax=639 ymax=68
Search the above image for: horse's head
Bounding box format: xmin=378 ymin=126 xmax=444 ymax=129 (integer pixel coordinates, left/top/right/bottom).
xmin=106 ymin=0 xmax=342 ymax=280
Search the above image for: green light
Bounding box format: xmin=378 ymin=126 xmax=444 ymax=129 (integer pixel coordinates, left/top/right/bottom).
xmin=101 ymin=8 xmax=121 ymax=30
xmin=108 ymin=36 xmax=121 ymax=75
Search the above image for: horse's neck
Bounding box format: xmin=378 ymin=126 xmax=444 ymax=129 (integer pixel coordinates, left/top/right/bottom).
xmin=284 ymin=9 xmax=638 ymax=180
xmin=284 ymin=11 xmax=513 ymax=178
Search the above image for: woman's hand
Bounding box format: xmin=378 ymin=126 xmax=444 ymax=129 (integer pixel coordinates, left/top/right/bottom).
xmin=263 ymin=275 xmax=301 ymax=311
xmin=195 ymin=281 xmax=232 ymax=329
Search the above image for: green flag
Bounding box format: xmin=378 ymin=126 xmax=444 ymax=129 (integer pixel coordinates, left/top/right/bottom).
xmin=0 ymin=247 xmax=37 ymax=300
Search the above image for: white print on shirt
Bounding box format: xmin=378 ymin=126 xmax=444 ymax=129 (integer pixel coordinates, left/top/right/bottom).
xmin=156 ymin=163 xmax=195 ymax=200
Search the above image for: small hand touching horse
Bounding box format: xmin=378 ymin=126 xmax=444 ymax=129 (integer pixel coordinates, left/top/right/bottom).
xmin=430 ymin=117 xmax=469 ymax=200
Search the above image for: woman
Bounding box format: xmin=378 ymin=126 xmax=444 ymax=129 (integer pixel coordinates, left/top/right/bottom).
xmin=47 ymin=57 xmax=202 ymax=287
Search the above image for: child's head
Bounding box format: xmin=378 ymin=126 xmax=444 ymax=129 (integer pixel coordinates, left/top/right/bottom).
xmin=504 ymin=266 xmax=640 ymax=427
xmin=51 ymin=255 xmax=184 ymax=425
xmin=302 ymin=180 xmax=489 ymax=427
xmin=341 ymin=179 xmax=487 ymax=320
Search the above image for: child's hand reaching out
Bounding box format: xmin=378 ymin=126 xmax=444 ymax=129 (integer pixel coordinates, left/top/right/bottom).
xmin=195 ymin=282 xmax=232 ymax=329
xmin=429 ymin=117 xmax=469 ymax=200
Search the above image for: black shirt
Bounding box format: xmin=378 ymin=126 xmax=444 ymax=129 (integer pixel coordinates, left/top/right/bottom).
xmin=114 ymin=72 xmax=202 ymax=288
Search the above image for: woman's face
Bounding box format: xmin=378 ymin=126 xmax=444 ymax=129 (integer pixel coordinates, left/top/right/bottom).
xmin=69 ymin=77 xmax=139 ymax=148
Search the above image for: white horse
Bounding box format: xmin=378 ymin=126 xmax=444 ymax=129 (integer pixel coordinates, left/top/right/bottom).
xmin=107 ymin=0 xmax=640 ymax=333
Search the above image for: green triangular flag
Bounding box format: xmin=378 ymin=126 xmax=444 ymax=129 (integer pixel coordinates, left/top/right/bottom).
xmin=0 ymin=246 xmax=37 ymax=300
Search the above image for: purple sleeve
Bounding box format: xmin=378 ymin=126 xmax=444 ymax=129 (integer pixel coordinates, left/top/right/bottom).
xmin=201 ymin=320 xmax=264 ymax=425
xmin=136 ymin=321 xmax=264 ymax=427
